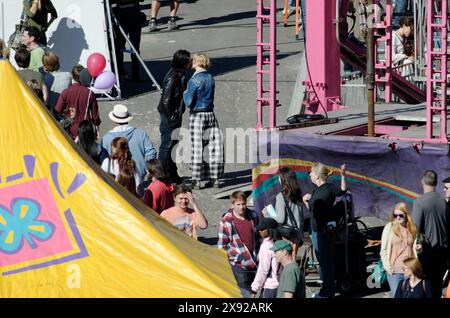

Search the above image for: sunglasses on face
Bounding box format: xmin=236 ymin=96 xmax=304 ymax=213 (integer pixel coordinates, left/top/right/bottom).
xmin=393 ymin=214 xmax=405 ymax=219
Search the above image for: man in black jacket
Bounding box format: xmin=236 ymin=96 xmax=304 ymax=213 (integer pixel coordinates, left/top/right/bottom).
xmin=157 ymin=49 xmax=191 ymax=184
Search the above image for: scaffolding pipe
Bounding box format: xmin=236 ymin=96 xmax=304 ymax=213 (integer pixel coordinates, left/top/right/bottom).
xmin=367 ymin=0 xmax=375 ymax=137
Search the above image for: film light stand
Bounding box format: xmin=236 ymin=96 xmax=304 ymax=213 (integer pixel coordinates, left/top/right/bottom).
xmin=109 ymin=9 xmax=161 ymax=92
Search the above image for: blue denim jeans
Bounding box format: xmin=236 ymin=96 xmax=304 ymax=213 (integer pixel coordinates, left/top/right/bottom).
xmin=261 ymin=288 xmax=277 ymax=298
xmin=392 ymin=0 xmax=413 ymax=30
xmin=287 ymin=0 xmax=306 ymax=33
xmin=158 ymin=114 xmax=181 ymax=182
xmin=312 ymin=230 xmax=336 ymax=298
xmin=387 ymin=273 xmax=404 ymax=298
xmin=232 ymin=266 xmax=256 ymax=298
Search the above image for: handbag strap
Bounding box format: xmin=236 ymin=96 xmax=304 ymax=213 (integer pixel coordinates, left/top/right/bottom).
xmin=20 ymin=0 xmax=32 ymax=24
xmin=283 ymin=196 xmax=299 ymax=229
xmin=20 ymin=9 xmax=26 ymax=23
xmin=84 ymin=90 xmax=92 ymax=120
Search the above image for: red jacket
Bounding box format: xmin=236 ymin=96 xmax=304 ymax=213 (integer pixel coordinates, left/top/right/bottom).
xmin=143 ymin=179 xmax=174 ymax=214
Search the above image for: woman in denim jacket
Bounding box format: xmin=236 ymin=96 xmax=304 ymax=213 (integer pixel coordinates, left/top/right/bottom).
xmin=183 ymin=53 xmax=224 ymax=190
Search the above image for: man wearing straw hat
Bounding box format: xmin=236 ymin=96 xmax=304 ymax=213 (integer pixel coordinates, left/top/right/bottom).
xmin=101 ymin=104 xmax=157 ymax=182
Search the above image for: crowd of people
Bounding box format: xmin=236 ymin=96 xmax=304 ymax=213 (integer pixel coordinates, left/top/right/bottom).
xmin=380 ymin=170 xmax=450 ymax=299
xmin=216 ymin=167 xmax=449 ymax=299
xmin=0 ymin=0 xmax=225 ymax=191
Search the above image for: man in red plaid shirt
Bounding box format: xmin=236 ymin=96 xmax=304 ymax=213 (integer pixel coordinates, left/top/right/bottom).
xmin=218 ymin=191 xmax=262 ymax=298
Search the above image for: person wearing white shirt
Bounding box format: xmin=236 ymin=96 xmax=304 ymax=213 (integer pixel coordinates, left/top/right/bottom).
xmin=392 ymin=16 xmax=413 ymax=66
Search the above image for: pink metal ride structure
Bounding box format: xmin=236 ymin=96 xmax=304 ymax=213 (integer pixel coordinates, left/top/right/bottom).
xmin=302 ymin=0 xmax=347 ymax=115
xmin=374 ymin=0 xmax=393 ymax=103
xmin=426 ymin=0 xmax=448 ymax=143
xmin=255 ymin=0 xmax=449 ymax=143
xmin=256 ymin=0 xmax=277 ymax=130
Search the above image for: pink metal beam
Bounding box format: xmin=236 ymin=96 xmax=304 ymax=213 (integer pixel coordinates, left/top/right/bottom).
xmin=256 ymin=0 xmax=277 ymax=130
xmin=426 ymin=0 xmax=448 ymax=143
xmin=256 ymin=0 xmax=263 ymax=130
xmin=426 ymin=0 xmax=434 ymax=140
xmin=269 ymin=0 xmax=277 ymax=129
xmin=303 ymin=0 xmax=346 ymax=114
xmin=374 ymin=0 xmax=392 ymax=102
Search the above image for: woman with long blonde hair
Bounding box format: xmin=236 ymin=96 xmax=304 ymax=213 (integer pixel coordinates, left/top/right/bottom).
xmin=380 ymin=202 xmax=416 ymax=297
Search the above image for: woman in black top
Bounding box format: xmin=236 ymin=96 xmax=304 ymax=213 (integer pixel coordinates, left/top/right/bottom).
xmin=303 ymin=162 xmax=347 ymax=298
xmin=395 ymin=257 xmax=433 ymax=298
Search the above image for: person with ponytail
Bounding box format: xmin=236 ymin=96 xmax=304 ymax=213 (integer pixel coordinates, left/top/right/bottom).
xmin=303 ymin=162 xmax=347 ymax=298
xmin=380 ymin=202 xmax=416 ymax=297
xmin=117 ymin=168 xmax=139 ymax=198
xmin=101 ymin=137 xmax=140 ymax=188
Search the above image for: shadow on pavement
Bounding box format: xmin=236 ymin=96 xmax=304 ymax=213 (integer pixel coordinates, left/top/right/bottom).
xmin=221 ymin=169 xmax=252 ymax=188
xmin=180 ymin=11 xmax=256 ymax=29
xmin=120 ymin=54 xmax=291 ymax=98
xmin=198 ymin=236 xmax=218 ymax=246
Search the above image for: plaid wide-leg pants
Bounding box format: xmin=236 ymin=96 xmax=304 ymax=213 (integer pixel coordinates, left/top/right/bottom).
xmin=189 ymin=112 xmax=224 ymax=181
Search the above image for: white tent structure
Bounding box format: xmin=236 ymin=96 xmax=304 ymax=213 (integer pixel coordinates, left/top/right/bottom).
xmin=0 ymin=0 xmax=122 ymax=97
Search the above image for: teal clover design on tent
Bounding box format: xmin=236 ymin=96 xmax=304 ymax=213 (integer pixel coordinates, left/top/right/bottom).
xmin=0 ymin=198 xmax=55 ymax=254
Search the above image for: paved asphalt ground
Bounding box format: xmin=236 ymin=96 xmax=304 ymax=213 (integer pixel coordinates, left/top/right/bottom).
xmin=98 ymin=0 xmax=393 ymax=298
xmin=100 ymin=0 xmax=302 ymax=238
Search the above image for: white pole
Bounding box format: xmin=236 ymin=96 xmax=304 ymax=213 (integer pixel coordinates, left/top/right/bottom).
xmin=1 ymin=2 xmax=5 ymax=42
xmin=104 ymin=0 xmax=122 ymax=99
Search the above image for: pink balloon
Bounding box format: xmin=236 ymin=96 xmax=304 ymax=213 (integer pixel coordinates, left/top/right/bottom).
xmin=93 ymin=71 xmax=116 ymax=90
xmin=87 ymin=53 xmax=106 ymax=77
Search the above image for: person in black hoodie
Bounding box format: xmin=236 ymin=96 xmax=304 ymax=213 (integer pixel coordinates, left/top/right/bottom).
xmin=157 ymin=49 xmax=191 ymax=184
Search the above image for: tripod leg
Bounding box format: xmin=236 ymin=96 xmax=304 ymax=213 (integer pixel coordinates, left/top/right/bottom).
xmin=111 ymin=12 xmax=161 ymax=91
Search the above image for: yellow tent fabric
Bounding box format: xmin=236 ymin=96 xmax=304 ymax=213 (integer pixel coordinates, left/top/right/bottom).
xmin=0 ymin=61 xmax=240 ymax=297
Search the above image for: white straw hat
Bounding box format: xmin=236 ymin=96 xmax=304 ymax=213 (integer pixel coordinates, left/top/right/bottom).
xmin=108 ymin=104 xmax=133 ymax=123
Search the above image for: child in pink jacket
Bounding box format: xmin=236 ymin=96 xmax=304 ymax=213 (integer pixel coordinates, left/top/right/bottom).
xmin=250 ymin=217 xmax=281 ymax=298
